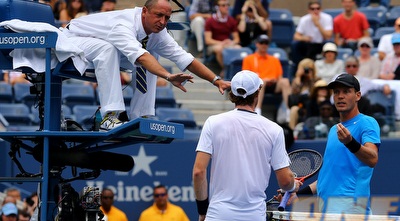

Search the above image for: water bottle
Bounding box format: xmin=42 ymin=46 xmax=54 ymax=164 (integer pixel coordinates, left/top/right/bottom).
xmin=94 ymin=107 xmax=102 ymax=131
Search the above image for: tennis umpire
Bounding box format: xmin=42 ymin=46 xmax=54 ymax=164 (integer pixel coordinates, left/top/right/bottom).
xmin=192 ymin=70 xmax=301 ymax=221
xmin=295 ymin=73 xmax=380 ymax=214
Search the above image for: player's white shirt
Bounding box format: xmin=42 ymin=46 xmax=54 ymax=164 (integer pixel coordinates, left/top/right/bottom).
xmin=296 ymin=12 xmax=333 ymax=43
xmin=196 ymin=109 xmax=290 ymax=221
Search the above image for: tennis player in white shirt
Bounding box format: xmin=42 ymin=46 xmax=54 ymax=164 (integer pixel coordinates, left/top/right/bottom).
xmin=193 ymin=70 xmax=301 ymax=221
xmin=63 ymin=0 xmax=230 ymax=130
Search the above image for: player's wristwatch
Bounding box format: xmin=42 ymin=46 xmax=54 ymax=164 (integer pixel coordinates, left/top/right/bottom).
xmin=212 ymin=76 xmax=221 ymax=85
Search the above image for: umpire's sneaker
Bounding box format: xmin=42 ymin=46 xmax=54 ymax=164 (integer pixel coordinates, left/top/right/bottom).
xmin=100 ymin=112 xmax=125 ymax=131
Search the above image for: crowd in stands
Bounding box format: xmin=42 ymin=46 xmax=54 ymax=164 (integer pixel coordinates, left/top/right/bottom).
xmin=188 ymin=0 xmax=399 ymax=138
xmin=1 ymin=0 xmax=400 ymax=139
xmin=0 ymin=188 xmax=38 ymax=221
xmin=1 ymin=185 xmax=189 ymax=221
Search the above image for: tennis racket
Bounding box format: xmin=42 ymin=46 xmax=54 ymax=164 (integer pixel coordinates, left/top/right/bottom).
xmin=277 ymin=149 xmax=323 ymax=211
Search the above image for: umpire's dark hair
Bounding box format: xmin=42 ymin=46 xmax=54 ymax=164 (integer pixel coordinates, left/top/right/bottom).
xmin=228 ymin=89 xmax=258 ymax=106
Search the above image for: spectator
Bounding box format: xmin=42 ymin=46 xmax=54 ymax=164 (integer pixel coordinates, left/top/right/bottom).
xmin=297 ymin=100 xmax=339 ymax=139
xmin=237 ymin=0 xmax=272 ymax=49
xmin=4 ymin=188 xmax=21 ymax=202
xmin=232 ymin=0 xmax=269 ymax=21
xmin=188 ymin=0 xmax=214 ymax=54
xmin=315 ymin=42 xmax=345 ymax=83
xmin=18 ymin=209 xmax=31 ymax=221
xmin=377 ymin=17 xmax=400 ymax=61
xmin=305 ymin=79 xmax=331 ymax=120
xmin=292 ymin=1 xmax=333 ymax=65
xmin=242 ymin=34 xmax=291 ymax=116
xmin=59 ymin=0 xmax=88 ymax=27
xmin=100 ymin=188 xmax=128 ymax=221
xmin=356 ymin=37 xmax=381 ymax=79
xmin=1 ymin=71 xmax=30 ymax=85
xmin=204 ymin=0 xmax=241 ymax=73
xmin=380 ymin=33 xmax=400 ymax=80
xmin=40 ymin=0 xmax=66 ymax=20
xmin=23 ymin=192 xmax=38 ymax=217
xmin=139 ymin=185 xmax=189 ymax=221
xmin=100 ymin=0 xmax=116 ymax=12
xmin=288 ymin=58 xmax=317 ymax=130
xmin=0 ymin=203 xmax=17 ymax=221
xmin=333 ymin=0 xmax=369 ymax=51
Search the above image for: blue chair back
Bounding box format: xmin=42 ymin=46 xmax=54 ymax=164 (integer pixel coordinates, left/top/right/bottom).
xmin=0 ymin=82 xmax=13 ymax=103
xmin=0 ymin=103 xmax=32 ymax=125
xmin=155 ymin=87 xmax=177 ymax=108
xmin=155 ymin=107 xmax=197 ymax=128
xmin=62 ymin=84 xmax=96 ymax=109
xmin=323 ymin=8 xmax=342 ymax=19
xmin=222 ymin=47 xmax=253 ymax=80
xmin=336 ymin=48 xmax=354 ymax=61
xmin=0 ymin=0 xmax=55 ymax=26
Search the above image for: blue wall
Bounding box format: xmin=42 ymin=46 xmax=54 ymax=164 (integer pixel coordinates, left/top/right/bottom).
xmin=1 ymin=137 xmax=400 ymax=220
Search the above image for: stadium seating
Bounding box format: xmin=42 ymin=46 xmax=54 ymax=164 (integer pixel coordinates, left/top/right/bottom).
xmin=121 ymin=85 xmax=134 ymax=106
xmin=72 ymin=105 xmax=99 ymax=130
xmin=0 ymin=103 xmax=32 ymax=125
xmin=268 ymin=47 xmax=291 ymax=79
xmin=270 ymin=19 xmax=295 ymax=48
xmin=386 ymin=6 xmax=400 ymax=27
xmin=365 ymin=90 xmax=396 ymax=131
xmin=0 ymin=82 xmax=13 ymax=103
xmin=155 ymin=86 xmax=178 ymax=108
xmin=222 ymin=47 xmax=253 ymax=80
xmin=269 ymin=8 xmax=293 ymax=20
xmin=336 ymin=48 xmax=354 ymax=61
xmin=155 ymin=107 xmax=197 ymax=129
xmin=322 ymin=8 xmax=342 ymax=19
xmin=13 ymin=83 xmax=36 ymax=107
xmin=62 ymin=84 xmax=96 ymax=109
xmin=372 ymin=26 xmax=395 ymax=46
xmin=358 ymin=7 xmax=387 ymax=32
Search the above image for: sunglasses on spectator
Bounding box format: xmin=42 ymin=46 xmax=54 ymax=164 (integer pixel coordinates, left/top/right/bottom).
xmin=102 ymin=196 xmax=113 ymax=199
xmin=309 ymin=7 xmax=320 ymax=10
xmin=258 ymin=41 xmax=269 ymax=45
xmin=393 ymin=43 xmax=400 ymax=46
xmin=360 ymin=44 xmax=370 ymax=48
xmin=346 ymin=64 xmax=358 ymax=68
xmin=154 ymin=193 xmax=167 ymax=198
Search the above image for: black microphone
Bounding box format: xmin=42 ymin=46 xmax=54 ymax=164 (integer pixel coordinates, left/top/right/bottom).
xmin=32 ymin=147 xmax=135 ymax=172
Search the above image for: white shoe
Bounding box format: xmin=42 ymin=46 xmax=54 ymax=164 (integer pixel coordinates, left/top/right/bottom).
xmin=100 ymin=112 xmax=125 ymax=131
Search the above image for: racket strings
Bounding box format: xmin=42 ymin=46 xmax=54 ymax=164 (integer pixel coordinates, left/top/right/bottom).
xmin=289 ymin=152 xmax=322 ymax=177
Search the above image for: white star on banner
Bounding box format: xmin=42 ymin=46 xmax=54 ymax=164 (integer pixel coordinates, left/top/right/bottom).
xmin=131 ymin=145 xmax=158 ymax=176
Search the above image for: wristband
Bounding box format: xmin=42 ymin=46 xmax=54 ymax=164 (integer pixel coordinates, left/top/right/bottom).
xmin=196 ymin=198 xmax=209 ymax=215
xmin=345 ymin=138 xmax=361 ymax=153
xmin=288 ymin=182 xmax=296 ymax=192
xmin=165 ymin=74 xmax=170 ymax=81
xmin=297 ymin=185 xmax=313 ymax=195
xmin=212 ymin=76 xmax=221 ymax=85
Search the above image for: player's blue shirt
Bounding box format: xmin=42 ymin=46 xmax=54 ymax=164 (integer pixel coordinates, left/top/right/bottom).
xmin=317 ymin=113 xmax=380 ymax=214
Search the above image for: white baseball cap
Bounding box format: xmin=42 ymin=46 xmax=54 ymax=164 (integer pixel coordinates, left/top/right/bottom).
xmin=231 ymin=70 xmax=263 ymax=98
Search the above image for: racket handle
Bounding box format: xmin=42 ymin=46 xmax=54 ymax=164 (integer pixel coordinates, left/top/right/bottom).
xmin=278 ymin=191 xmax=291 ymax=211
